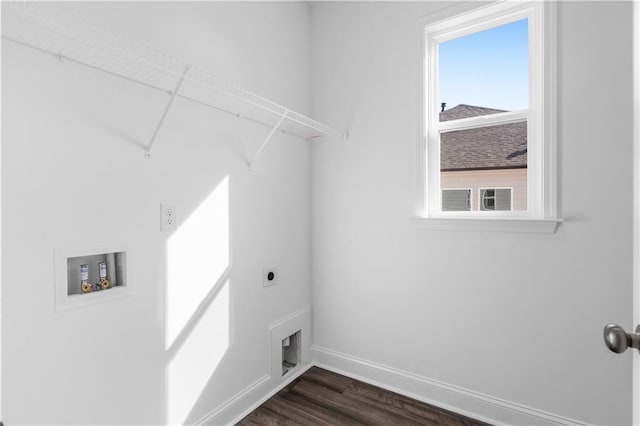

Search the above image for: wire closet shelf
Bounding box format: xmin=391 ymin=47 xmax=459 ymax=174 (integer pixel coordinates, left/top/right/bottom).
xmin=1 ymin=2 xmax=344 ymax=160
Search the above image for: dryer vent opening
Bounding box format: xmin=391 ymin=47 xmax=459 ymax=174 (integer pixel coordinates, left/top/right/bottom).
xmin=282 ymin=330 xmax=301 ymax=376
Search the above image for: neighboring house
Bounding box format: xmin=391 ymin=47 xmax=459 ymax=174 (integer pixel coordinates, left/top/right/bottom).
xmin=439 ymin=104 xmax=527 ymax=211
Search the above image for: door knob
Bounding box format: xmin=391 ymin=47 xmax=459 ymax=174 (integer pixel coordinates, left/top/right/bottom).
xmin=603 ymin=323 xmax=640 ymax=353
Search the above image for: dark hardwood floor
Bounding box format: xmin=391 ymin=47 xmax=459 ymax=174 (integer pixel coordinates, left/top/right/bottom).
xmin=237 ymin=367 xmax=491 ymax=425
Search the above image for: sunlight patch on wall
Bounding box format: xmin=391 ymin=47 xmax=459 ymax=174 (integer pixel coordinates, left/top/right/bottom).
xmin=167 ymin=280 xmax=230 ymax=425
xmin=166 ymin=176 xmax=230 ymax=349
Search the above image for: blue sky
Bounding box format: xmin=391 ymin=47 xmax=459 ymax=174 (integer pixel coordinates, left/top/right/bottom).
xmin=439 ymin=19 xmax=528 ymax=112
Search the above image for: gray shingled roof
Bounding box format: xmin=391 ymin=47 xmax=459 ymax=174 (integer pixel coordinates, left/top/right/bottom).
xmin=440 ymin=104 xmax=527 ymax=171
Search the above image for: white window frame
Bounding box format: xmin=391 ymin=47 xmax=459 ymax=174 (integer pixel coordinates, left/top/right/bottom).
xmin=414 ymin=1 xmax=562 ymax=233
xmin=442 ymin=188 xmax=472 ymax=211
xmin=478 ymin=187 xmax=513 ymax=211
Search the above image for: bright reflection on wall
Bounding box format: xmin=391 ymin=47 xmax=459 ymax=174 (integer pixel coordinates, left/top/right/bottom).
xmin=167 ymin=280 xmax=230 ymax=425
xmin=166 ymin=176 xmax=231 ymax=424
xmin=166 ymin=176 xmax=230 ymax=349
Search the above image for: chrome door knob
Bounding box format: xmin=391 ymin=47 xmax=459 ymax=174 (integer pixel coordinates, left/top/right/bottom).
xmin=603 ymin=323 xmax=640 ymax=353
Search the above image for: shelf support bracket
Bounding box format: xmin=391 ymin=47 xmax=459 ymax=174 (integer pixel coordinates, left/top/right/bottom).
xmin=248 ymin=110 xmax=288 ymax=170
xmin=145 ymin=66 xmax=190 ymax=159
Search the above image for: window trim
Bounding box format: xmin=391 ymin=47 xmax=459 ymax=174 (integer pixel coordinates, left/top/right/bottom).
xmin=414 ymin=1 xmax=560 ymax=233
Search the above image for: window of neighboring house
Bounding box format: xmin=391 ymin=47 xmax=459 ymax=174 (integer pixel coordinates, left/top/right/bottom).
xmin=442 ymin=189 xmax=471 ymax=211
xmin=417 ymin=1 xmax=559 ymax=232
xmin=479 ymin=188 xmax=512 ymax=211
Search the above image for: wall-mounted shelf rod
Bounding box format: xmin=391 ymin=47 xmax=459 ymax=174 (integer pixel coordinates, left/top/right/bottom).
xmin=1 ymin=2 xmax=346 ymax=161
xmin=2 ymin=37 xmax=311 ymax=144
xmin=145 ymin=66 xmax=190 ymax=159
xmin=248 ymin=111 xmax=288 ymax=171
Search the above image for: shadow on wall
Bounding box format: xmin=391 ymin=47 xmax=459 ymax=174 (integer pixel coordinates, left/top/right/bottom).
xmin=164 ymin=176 xmax=231 ymax=425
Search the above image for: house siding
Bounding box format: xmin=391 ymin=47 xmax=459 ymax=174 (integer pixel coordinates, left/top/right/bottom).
xmin=441 ymin=168 xmax=527 ymax=211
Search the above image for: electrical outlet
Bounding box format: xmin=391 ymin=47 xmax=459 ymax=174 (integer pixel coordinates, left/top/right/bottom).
xmin=263 ymin=266 xmax=278 ymax=287
xmin=160 ymin=203 xmax=177 ymax=231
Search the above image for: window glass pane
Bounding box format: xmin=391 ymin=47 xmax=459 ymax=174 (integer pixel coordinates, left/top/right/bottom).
xmin=442 ymin=189 xmax=471 ymax=211
xmin=438 ymin=19 xmax=528 ymax=121
xmin=481 ymin=189 xmax=496 ymax=211
xmin=495 ymin=189 xmax=512 ymax=210
xmin=440 ymin=121 xmax=527 ymax=211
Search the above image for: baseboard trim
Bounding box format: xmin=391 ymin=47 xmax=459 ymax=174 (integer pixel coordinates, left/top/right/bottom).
xmin=194 ymin=363 xmax=313 ymax=425
xmin=193 ymin=374 xmax=269 ymax=425
xmin=194 ymin=345 xmax=588 ymax=426
xmin=312 ymin=345 xmax=588 ymax=426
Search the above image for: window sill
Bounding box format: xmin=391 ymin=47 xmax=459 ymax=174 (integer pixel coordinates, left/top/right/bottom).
xmin=411 ymin=217 xmax=563 ymax=234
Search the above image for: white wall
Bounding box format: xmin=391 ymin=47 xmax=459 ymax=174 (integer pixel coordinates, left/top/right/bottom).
xmin=311 ymin=1 xmax=634 ymax=425
xmin=2 ymin=2 xmax=311 ymax=424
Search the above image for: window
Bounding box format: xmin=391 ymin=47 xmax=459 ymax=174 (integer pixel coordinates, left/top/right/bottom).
xmin=479 ymin=188 xmax=512 ymax=211
xmin=442 ymin=189 xmax=471 ymax=211
xmin=416 ymin=1 xmax=560 ymax=233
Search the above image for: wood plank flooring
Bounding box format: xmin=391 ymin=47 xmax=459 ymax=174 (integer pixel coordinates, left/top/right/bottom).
xmin=237 ymin=367 xmax=491 ymax=425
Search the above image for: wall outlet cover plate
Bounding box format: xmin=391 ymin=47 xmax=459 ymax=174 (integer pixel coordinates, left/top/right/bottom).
xmin=160 ymin=203 xmax=177 ymax=232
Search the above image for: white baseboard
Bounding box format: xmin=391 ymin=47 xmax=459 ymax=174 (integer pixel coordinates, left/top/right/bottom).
xmin=192 ymin=374 xmax=269 ymax=425
xmin=194 ymin=344 xmax=588 ymax=426
xmin=194 ymin=363 xmax=312 ymax=426
xmin=312 ymin=345 xmax=588 ymax=426
xmin=194 ymin=307 xmax=313 ymax=425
